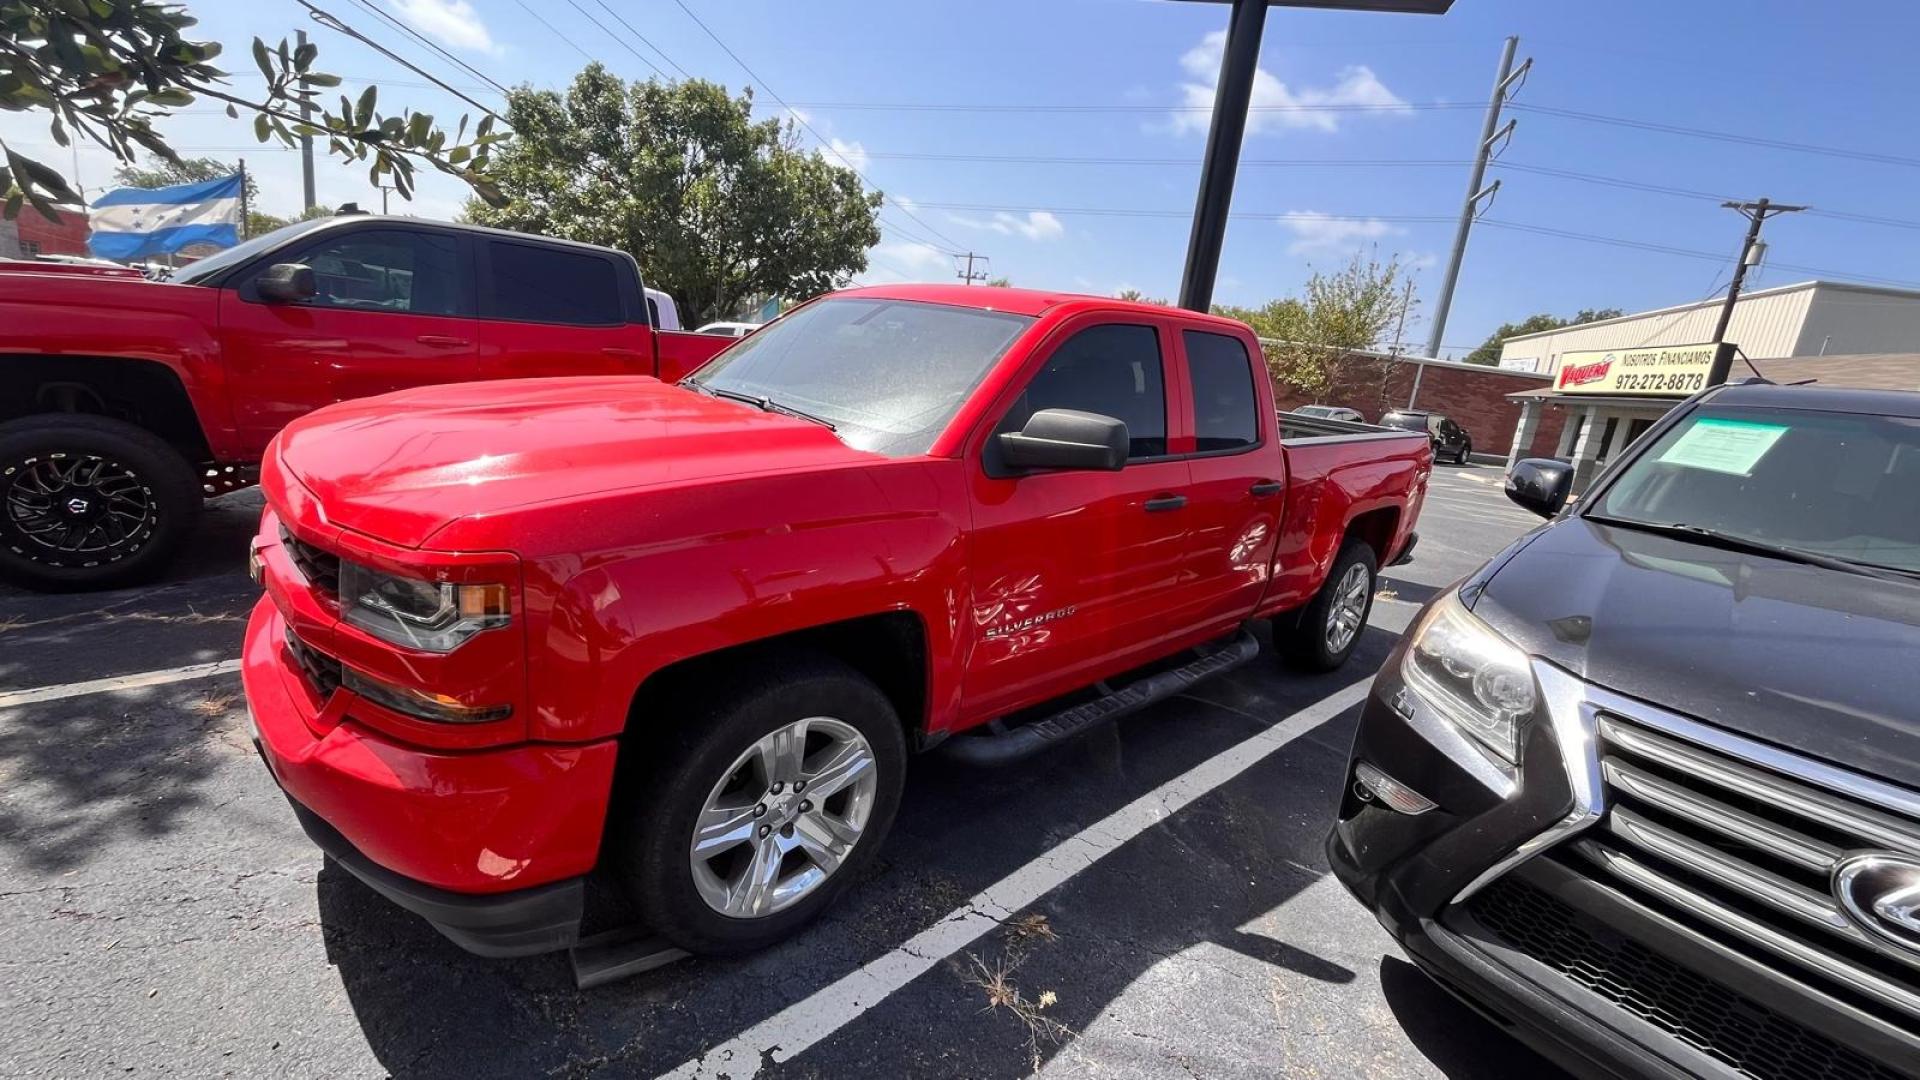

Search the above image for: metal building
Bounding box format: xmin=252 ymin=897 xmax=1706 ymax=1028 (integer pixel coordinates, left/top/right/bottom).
xmin=1496 ymin=280 xmax=1920 ymax=377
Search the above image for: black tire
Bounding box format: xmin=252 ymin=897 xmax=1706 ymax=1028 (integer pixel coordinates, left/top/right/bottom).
xmin=1456 ymin=440 xmax=1473 ymax=464
xmin=610 ymin=656 xmax=908 ymax=955
xmin=1276 ymin=540 xmax=1378 ymax=672
xmin=0 ymin=414 xmax=202 ymax=592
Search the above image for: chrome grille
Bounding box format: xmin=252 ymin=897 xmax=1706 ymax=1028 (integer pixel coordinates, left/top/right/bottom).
xmin=1574 ymin=711 xmax=1920 ymax=1038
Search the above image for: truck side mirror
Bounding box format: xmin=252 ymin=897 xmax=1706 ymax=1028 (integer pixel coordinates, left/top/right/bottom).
xmin=1506 ymin=458 xmax=1573 ymax=519
xmin=997 ymin=409 xmax=1128 ymax=472
xmin=257 ymin=262 xmax=317 ymax=303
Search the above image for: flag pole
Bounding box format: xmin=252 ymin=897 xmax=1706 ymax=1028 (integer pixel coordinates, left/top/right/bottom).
xmin=238 ymin=159 xmax=249 ymax=241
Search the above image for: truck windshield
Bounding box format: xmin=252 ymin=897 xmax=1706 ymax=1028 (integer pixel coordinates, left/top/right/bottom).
xmin=170 ymin=218 xmax=335 ymax=285
xmin=1588 ymin=405 xmax=1920 ymax=574
xmin=686 ymin=297 xmax=1034 ymax=457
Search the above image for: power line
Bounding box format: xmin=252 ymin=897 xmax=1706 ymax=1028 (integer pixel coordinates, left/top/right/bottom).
xmin=917 ymin=202 xmax=1453 ymax=223
xmin=1493 ymin=161 xmax=1920 ymax=233
xmin=299 ymin=1 xmax=502 ymax=118
xmin=511 ymin=0 xmax=594 ymax=61
xmin=1480 ymin=219 xmax=1920 ymax=290
xmin=664 ymin=0 xmax=969 ymax=253
xmin=783 ymin=100 xmax=1484 ymax=115
xmin=1508 ymin=103 xmax=1920 ymax=171
xmin=590 ymin=0 xmax=692 ymax=79
xmin=860 ymin=151 xmax=1469 ymax=168
xmin=345 ymin=0 xmax=510 ymax=97
xmin=557 ymin=0 xmax=664 ymax=79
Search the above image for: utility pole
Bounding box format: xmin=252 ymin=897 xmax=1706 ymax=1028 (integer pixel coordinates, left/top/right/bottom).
xmin=374 ymin=183 xmax=394 ymax=214
xmin=237 ymin=159 xmax=250 ymax=240
xmin=955 ymin=252 xmax=989 ymax=285
xmin=1706 ymin=197 xmax=1807 ymax=385
xmin=297 ymin=29 xmax=317 ymax=213
xmin=1425 ymin=36 xmax=1531 ymax=359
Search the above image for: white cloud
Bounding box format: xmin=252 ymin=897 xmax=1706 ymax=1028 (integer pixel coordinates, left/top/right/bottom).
xmin=1278 ymin=210 xmax=1401 ymax=254
xmin=858 ymin=240 xmax=953 ymax=285
xmin=827 ymin=138 xmax=870 ymax=173
xmin=391 ymin=0 xmax=500 ymax=55
xmin=947 ymin=209 xmax=1066 ymax=242
xmin=1169 ymin=31 xmax=1407 ymax=136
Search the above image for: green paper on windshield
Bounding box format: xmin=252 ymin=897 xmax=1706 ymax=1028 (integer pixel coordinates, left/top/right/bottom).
xmin=1658 ymin=417 xmax=1789 ymax=475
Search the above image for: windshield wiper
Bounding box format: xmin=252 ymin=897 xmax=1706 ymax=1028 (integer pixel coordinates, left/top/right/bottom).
xmin=1587 ymin=514 xmax=1920 ymax=583
xmin=700 ymin=385 xmax=837 ymax=430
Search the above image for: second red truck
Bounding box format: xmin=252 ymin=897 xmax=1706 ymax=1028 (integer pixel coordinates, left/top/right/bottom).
xmin=241 ymin=285 xmax=1430 ymax=957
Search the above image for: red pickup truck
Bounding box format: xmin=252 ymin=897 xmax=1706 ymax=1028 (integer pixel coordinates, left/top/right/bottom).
xmin=240 ymin=285 xmax=1430 ymax=958
xmin=0 ymin=215 xmax=731 ymax=591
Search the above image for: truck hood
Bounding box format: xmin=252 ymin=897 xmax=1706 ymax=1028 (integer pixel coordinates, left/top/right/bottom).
xmin=1471 ymin=517 xmax=1920 ymax=789
xmin=275 ymin=377 xmax=873 ymax=547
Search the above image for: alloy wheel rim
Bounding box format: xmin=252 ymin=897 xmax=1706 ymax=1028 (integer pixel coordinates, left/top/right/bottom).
xmin=689 ymin=716 xmax=878 ymax=920
xmin=1324 ymin=562 xmax=1371 ymax=654
xmin=2 ymin=453 xmax=157 ymax=567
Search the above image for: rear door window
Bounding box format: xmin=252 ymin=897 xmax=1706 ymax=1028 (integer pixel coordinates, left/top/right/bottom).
xmin=487 ymin=241 xmax=625 ymax=326
xmin=1182 ymin=330 xmax=1260 ymax=452
xmin=999 ymin=324 xmax=1167 ymax=458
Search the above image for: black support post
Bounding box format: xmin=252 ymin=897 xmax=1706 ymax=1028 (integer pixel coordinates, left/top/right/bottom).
xmin=1177 ymin=0 xmax=1267 ymax=313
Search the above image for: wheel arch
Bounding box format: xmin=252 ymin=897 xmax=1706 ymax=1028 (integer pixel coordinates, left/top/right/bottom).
xmin=0 ymin=355 xmax=213 ymax=467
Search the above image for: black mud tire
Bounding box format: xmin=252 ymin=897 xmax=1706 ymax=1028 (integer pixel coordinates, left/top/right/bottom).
xmin=1456 ymin=440 xmax=1473 ymax=465
xmin=610 ymin=656 xmax=908 ymax=956
xmin=1275 ymin=540 xmax=1378 ymax=673
xmin=0 ymin=415 xmax=202 ymax=592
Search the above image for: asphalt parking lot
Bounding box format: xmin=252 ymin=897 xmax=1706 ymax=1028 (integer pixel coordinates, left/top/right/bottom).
xmin=0 ymin=461 xmax=1565 ymax=1080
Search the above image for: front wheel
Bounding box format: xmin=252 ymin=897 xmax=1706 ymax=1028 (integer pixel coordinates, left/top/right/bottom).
xmin=1456 ymin=440 xmax=1473 ymax=464
xmin=1275 ymin=540 xmax=1378 ymax=672
xmin=611 ymin=658 xmax=907 ymax=955
xmin=0 ymin=415 xmax=202 ymax=592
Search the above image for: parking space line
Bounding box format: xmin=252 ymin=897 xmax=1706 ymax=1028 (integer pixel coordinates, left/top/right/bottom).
xmin=663 ymin=678 xmax=1372 ymax=1080
xmin=0 ymin=658 xmax=242 ymax=710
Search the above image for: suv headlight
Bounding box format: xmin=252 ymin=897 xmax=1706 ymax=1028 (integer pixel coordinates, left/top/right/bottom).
xmin=1401 ymin=592 xmax=1534 ymax=763
xmin=339 ymin=561 xmax=511 ymax=652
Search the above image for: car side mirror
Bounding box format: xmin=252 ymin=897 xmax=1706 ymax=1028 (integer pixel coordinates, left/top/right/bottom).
xmin=257 ymin=262 xmax=316 ymax=302
xmin=1506 ymin=458 xmax=1573 ymax=519
xmin=997 ymin=408 xmax=1128 ymax=472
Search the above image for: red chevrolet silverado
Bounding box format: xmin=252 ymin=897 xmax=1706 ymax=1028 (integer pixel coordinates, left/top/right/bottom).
xmin=240 ymin=285 xmax=1430 ymax=958
xmin=0 ymin=215 xmax=730 ymax=591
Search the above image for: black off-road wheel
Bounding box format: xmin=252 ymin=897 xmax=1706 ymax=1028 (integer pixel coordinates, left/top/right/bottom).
xmin=610 ymin=657 xmax=908 ymax=955
xmin=0 ymin=415 xmax=202 ymax=592
xmin=1275 ymin=540 xmax=1378 ymax=672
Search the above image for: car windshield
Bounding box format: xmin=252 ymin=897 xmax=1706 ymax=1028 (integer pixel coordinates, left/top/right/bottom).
xmin=170 ymin=218 xmax=335 ymax=285
xmin=685 ymin=297 xmax=1034 ymax=457
xmin=1589 ymin=405 xmax=1920 ymax=573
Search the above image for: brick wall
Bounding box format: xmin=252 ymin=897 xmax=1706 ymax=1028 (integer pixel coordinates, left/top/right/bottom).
xmin=1269 ymin=356 xmax=1566 ymax=458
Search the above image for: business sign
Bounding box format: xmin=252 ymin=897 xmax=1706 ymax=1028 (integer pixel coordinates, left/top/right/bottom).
xmin=1554 ymin=343 xmax=1717 ymax=396
xmin=1499 ymin=356 xmax=1540 ymax=373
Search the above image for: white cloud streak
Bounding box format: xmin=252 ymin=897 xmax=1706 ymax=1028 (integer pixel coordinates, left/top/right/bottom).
xmin=827 ymin=138 xmax=870 ymax=174
xmin=859 ymin=240 xmax=953 ymax=285
xmin=390 ymin=0 xmax=500 ymax=55
xmin=1170 ymin=31 xmax=1407 ymax=135
xmin=1277 ymin=210 xmax=1402 ymax=254
xmin=946 ymin=210 xmax=1066 ymax=242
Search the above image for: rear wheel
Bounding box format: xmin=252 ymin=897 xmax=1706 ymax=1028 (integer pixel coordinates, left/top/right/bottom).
xmin=1456 ymin=439 xmax=1473 ymax=464
xmin=0 ymin=415 xmax=201 ymax=592
xmin=610 ymin=658 xmax=907 ymax=955
xmin=1276 ymin=540 xmax=1378 ymax=672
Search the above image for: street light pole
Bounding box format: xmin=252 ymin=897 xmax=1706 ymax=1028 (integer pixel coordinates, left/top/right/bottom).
xmin=1177 ymin=0 xmax=1267 ymax=313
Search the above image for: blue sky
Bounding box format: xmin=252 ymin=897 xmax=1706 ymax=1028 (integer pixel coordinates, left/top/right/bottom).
xmin=7 ymin=0 xmax=1920 ymax=354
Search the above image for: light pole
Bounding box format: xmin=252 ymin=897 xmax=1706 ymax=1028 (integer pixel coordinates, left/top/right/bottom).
xmin=1174 ymin=0 xmax=1456 ymax=313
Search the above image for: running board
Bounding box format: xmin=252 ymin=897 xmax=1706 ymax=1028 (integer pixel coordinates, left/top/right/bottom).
xmin=569 ymin=928 xmax=690 ymax=989
xmin=939 ymin=629 xmax=1261 ymax=767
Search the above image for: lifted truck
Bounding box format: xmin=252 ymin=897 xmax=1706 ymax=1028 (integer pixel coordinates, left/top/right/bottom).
xmin=0 ymin=215 xmax=731 ymax=591
xmin=241 ymin=285 xmax=1431 ymax=958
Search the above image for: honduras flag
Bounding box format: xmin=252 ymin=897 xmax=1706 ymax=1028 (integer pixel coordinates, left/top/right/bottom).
xmin=88 ymin=174 xmax=243 ymax=261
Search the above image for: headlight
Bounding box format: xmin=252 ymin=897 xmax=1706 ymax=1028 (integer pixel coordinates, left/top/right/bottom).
xmin=1401 ymin=592 xmax=1534 ymax=763
xmin=339 ymin=561 xmax=511 ymax=652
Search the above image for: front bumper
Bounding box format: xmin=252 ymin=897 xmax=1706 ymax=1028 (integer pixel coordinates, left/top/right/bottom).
xmin=243 ymin=596 xmax=618 ymax=957
xmin=1329 ymin=641 xmax=1920 ymax=1080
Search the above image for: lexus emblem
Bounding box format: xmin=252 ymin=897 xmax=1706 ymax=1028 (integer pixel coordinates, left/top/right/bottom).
xmin=1834 ymin=853 xmax=1920 ymax=956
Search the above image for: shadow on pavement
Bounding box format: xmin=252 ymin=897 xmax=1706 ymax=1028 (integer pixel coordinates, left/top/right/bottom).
xmin=1379 ymin=956 xmax=1567 ymax=1079
xmin=315 ymin=625 xmax=1549 ymax=1079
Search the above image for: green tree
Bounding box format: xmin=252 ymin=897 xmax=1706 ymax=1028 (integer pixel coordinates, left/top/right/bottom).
xmin=1 ymin=0 xmax=506 ymax=221
xmin=1115 ymin=288 xmax=1168 ymax=305
xmin=1257 ymin=253 xmax=1419 ymax=407
xmin=464 ymin=66 xmax=881 ymax=325
xmin=1463 ymin=307 xmax=1624 ymax=366
xmin=984 ymin=276 xmax=1010 ymax=288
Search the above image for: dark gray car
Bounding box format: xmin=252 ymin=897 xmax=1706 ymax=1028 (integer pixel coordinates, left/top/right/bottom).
xmin=1329 ymin=382 xmax=1920 ymax=1080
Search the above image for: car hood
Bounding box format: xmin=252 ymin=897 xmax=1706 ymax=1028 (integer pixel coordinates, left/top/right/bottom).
xmin=1471 ymin=517 xmax=1920 ymax=789
xmin=275 ymin=376 xmax=873 ymax=548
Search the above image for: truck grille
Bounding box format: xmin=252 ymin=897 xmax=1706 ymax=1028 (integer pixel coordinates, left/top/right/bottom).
xmin=1486 ymin=706 xmax=1920 ymax=1075
xmin=278 ymin=524 xmax=340 ymax=596
xmin=1474 ymin=875 xmax=1906 ymax=1080
xmin=284 ymin=628 xmax=343 ymax=698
